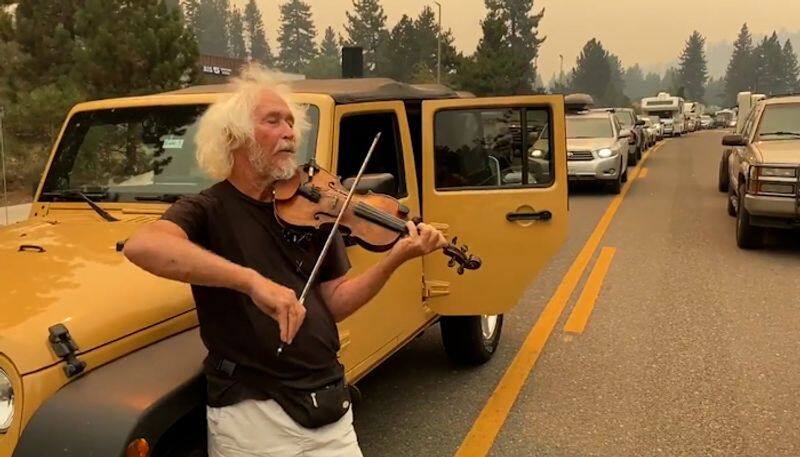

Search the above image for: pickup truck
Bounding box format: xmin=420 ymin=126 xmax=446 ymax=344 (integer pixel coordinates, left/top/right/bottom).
xmin=722 ymin=95 xmax=800 ymax=249
xmin=0 ymin=78 xmax=569 ymax=456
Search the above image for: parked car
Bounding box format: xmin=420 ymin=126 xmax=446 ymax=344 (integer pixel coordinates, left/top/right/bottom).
xmin=700 ymin=115 xmax=713 ymax=129
xmin=647 ymin=115 xmax=664 ymax=140
xmin=0 ymin=79 xmax=570 ymax=455
xmin=638 ymin=116 xmax=657 ymax=147
xmin=722 ymin=95 xmax=800 ymax=249
xmin=591 ymin=107 xmax=644 ymax=166
xmin=566 ymin=111 xmax=631 ymax=194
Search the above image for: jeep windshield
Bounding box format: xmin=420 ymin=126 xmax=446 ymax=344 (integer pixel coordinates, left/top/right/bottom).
xmin=756 ymin=104 xmax=800 ymax=141
xmin=40 ymin=104 xmax=320 ymax=202
xmin=567 ymin=117 xmax=613 ymax=139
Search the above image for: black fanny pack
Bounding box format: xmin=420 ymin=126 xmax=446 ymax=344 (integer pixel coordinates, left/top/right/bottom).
xmin=207 ymin=354 xmax=351 ymax=429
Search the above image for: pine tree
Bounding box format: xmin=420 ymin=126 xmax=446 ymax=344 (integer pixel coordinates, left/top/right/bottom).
xmin=194 ymin=0 xmax=229 ymax=56
xmin=484 ymin=0 xmax=545 ymax=93
xmin=455 ymin=10 xmax=518 ymax=95
xmin=243 ymin=0 xmax=273 ymax=65
xmin=677 ymin=31 xmax=708 ymax=101
xmin=227 ymin=5 xmax=246 ymax=59
xmin=277 ymin=0 xmax=317 ymax=74
xmin=724 ymin=23 xmax=754 ymax=105
xmin=72 ymin=0 xmax=198 ymax=99
xmin=320 ymin=26 xmax=339 ymax=59
xmin=782 ymin=39 xmax=800 ymax=93
xmin=344 ymin=0 xmax=389 ymax=74
xmin=412 ymin=6 xmax=458 ymax=83
xmin=570 ymin=39 xmax=612 ymax=104
xmin=605 ymin=53 xmax=629 ymax=106
xmin=384 ymin=15 xmax=417 ymax=81
xmin=752 ymin=33 xmax=784 ymax=94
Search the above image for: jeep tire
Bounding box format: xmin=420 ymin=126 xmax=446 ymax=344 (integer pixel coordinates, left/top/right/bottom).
xmin=440 ymin=314 xmax=503 ymax=365
xmin=736 ymin=183 xmax=763 ymax=249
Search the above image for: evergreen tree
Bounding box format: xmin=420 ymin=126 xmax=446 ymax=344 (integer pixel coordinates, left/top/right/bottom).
xmin=384 ymin=15 xmax=417 ymax=81
xmin=455 ymin=11 xmax=519 ymax=95
xmin=72 ymin=0 xmax=198 ymax=99
xmin=705 ymin=76 xmax=726 ymax=106
xmin=677 ymin=31 xmax=708 ymax=101
xmin=277 ymin=0 xmax=317 ymax=74
xmin=344 ymin=0 xmax=389 ymax=74
xmin=643 ymin=71 xmax=663 ymax=97
xmin=320 ymin=26 xmax=339 ymax=59
xmin=605 ymin=53 xmax=629 ymax=106
xmin=724 ymin=23 xmax=754 ymax=105
xmin=782 ymin=39 xmax=800 ymax=92
xmin=752 ymin=33 xmax=784 ymax=94
xmin=227 ymin=5 xmax=246 ymax=59
xmin=243 ymin=0 xmax=273 ymax=64
xmin=194 ymin=0 xmax=229 ymax=56
xmin=181 ymin=0 xmax=200 ymax=31
xmin=13 ymin=0 xmax=83 ymax=88
xmin=484 ymin=0 xmax=545 ymax=93
xmin=570 ymin=39 xmax=612 ymax=104
xmin=412 ymin=6 xmax=459 ymax=82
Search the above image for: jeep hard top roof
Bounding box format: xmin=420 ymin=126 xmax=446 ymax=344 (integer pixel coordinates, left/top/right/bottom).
xmin=165 ymin=78 xmax=463 ymax=104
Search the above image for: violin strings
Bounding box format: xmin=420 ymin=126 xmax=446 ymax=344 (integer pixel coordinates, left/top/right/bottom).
xmin=353 ymin=201 xmax=408 ymax=233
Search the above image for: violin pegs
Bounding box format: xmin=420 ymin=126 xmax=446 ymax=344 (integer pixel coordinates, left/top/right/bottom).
xmin=448 ymin=259 xmax=455 ymax=267
xmin=457 ymin=266 xmax=465 ymax=275
xmin=451 ymin=236 xmax=458 ymax=246
xmin=461 ymin=245 xmax=469 ymax=254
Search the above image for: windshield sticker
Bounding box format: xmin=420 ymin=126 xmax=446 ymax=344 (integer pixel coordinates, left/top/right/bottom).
xmin=163 ymin=138 xmax=184 ymax=149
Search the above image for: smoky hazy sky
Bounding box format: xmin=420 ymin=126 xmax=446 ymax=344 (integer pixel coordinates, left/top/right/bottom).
xmin=235 ymin=0 xmax=800 ymax=80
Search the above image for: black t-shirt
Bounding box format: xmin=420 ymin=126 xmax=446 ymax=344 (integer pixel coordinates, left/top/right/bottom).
xmin=161 ymin=180 xmax=351 ymax=407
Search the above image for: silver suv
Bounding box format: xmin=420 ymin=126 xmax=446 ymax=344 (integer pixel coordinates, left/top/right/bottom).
xmin=723 ymin=95 xmax=800 ymax=248
xmin=566 ymin=111 xmax=631 ymax=194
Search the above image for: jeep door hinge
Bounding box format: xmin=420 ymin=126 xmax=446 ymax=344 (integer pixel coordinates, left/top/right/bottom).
xmin=423 ymin=280 xmax=450 ymax=299
xmin=48 ymin=324 xmax=87 ymax=378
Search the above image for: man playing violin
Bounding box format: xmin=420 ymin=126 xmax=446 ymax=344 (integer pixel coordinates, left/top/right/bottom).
xmin=123 ymin=64 xmax=447 ymax=456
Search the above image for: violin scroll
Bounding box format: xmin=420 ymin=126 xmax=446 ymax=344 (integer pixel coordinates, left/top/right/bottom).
xmin=443 ymin=237 xmax=482 ymax=275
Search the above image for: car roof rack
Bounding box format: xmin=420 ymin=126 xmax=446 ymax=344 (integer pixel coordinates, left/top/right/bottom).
xmin=564 ymin=93 xmax=594 ymax=114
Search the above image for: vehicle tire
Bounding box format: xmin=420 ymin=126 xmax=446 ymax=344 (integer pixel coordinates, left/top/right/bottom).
xmin=440 ymin=314 xmax=503 ymax=365
xmin=607 ymin=173 xmax=622 ymax=194
xmin=621 ymin=167 xmax=628 ymax=183
xmin=718 ymin=152 xmax=730 ymax=192
xmin=736 ymin=183 xmax=763 ymax=249
xmin=727 ymin=183 xmax=736 ymax=217
xmin=637 ymin=144 xmax=643 ymax=161
xmin=627 ymin=147 xmax=637 ymax=166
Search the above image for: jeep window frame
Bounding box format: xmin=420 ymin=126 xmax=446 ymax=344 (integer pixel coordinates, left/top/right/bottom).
xmin=431 ymin=104 xmax=556 ymax=191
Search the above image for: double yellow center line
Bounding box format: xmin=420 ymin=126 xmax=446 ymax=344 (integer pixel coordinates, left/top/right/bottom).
xmin=454 ymin=142 xmax=665 ymax=457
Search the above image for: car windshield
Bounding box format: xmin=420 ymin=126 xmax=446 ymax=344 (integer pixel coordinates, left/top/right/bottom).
xmin=756 ymin=104 xmax=800 ymax=140
xmin=40 ymin=104 xmax=320 ymax=202
xmin=567 ymin=117 xmax=613 ymax=139
xmin=650 ymin=110 xmax=675 ymax=119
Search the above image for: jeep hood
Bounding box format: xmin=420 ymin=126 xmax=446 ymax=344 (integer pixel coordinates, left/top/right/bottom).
xmin=0 ymin=217 xmax=196 ymax=374
xmin=567 ymin=138 xmax=615 ymax=150
xmin=752 ymin=140 xmax=800 ymax=164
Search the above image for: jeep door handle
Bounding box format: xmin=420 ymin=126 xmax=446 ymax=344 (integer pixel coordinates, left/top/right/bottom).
xmin=506 ymin=210 xmax=552 ymax=222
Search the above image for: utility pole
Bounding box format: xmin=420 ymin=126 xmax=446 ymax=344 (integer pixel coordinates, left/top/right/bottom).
xmin=434 ymin=1 xmax=441 ymax=84
xmin=559 ymin=54 xmax=564 ymax=85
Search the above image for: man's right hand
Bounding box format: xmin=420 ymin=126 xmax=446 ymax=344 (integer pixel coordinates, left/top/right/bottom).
xmin=247 ymin=272 xmax=307 ymax=345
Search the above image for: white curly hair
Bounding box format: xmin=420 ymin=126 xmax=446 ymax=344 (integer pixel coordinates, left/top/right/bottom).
xmin=195 ymin=64 xmax=309 ymax=181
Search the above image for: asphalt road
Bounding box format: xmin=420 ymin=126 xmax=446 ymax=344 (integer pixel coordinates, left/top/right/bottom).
xmin=352 ymin=131 xmax=800 ymax=456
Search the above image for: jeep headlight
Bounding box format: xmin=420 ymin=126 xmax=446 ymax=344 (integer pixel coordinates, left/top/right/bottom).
xmin=759 ymin=167 xmax=796 ymax=178
xmin=0 ymin=369 xmax=13 ymax=433
xmin=596 ymin=148 xmax=614 ymax=158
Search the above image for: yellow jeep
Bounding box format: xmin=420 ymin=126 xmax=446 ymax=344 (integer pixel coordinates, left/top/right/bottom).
xmin=0 ymin=78 xmax=567 ymax=456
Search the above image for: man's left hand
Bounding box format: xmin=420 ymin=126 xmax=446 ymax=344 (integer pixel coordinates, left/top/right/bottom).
xmin=390 ymin=221 xmax=448 ymax=264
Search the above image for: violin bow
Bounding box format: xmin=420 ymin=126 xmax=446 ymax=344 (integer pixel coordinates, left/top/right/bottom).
xmin=277 ymin=132 xmax=382 ymax=356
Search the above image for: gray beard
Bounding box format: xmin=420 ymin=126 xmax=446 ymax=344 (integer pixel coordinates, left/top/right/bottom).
xmin=247 ymin=144 xmax=297 ymax=184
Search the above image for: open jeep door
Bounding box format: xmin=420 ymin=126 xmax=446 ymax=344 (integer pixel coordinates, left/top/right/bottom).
xmin=421 ymin=96 xmax=568 ymax=315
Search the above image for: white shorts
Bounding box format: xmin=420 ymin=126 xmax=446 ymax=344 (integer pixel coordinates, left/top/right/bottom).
xmin=207 ymin=399 xmax=363 ymax=457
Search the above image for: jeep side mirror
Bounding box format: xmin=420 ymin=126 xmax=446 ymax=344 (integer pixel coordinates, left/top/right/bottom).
xmin=619 ymin=129 xmax=632 ymax=139
xmin=635 ymin=119 xmax=645 ymax=126
xmin=722 ymin=134 xmax=746 ymax=147
xmin=342 ymin=173 xmax=396 ymax=196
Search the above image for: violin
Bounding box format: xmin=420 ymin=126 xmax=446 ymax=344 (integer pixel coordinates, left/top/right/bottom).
xmin=273 ymin=163 xmax=481 ymax=275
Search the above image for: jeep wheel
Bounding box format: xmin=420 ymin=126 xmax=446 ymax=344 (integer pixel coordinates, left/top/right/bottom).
xmin=736 ymin=183 xmax=763 ymax=249
xmin=718 ymin=152 xmax=730 ymax=192
xmin=440 ymin=314 xmax=503 ymax=365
